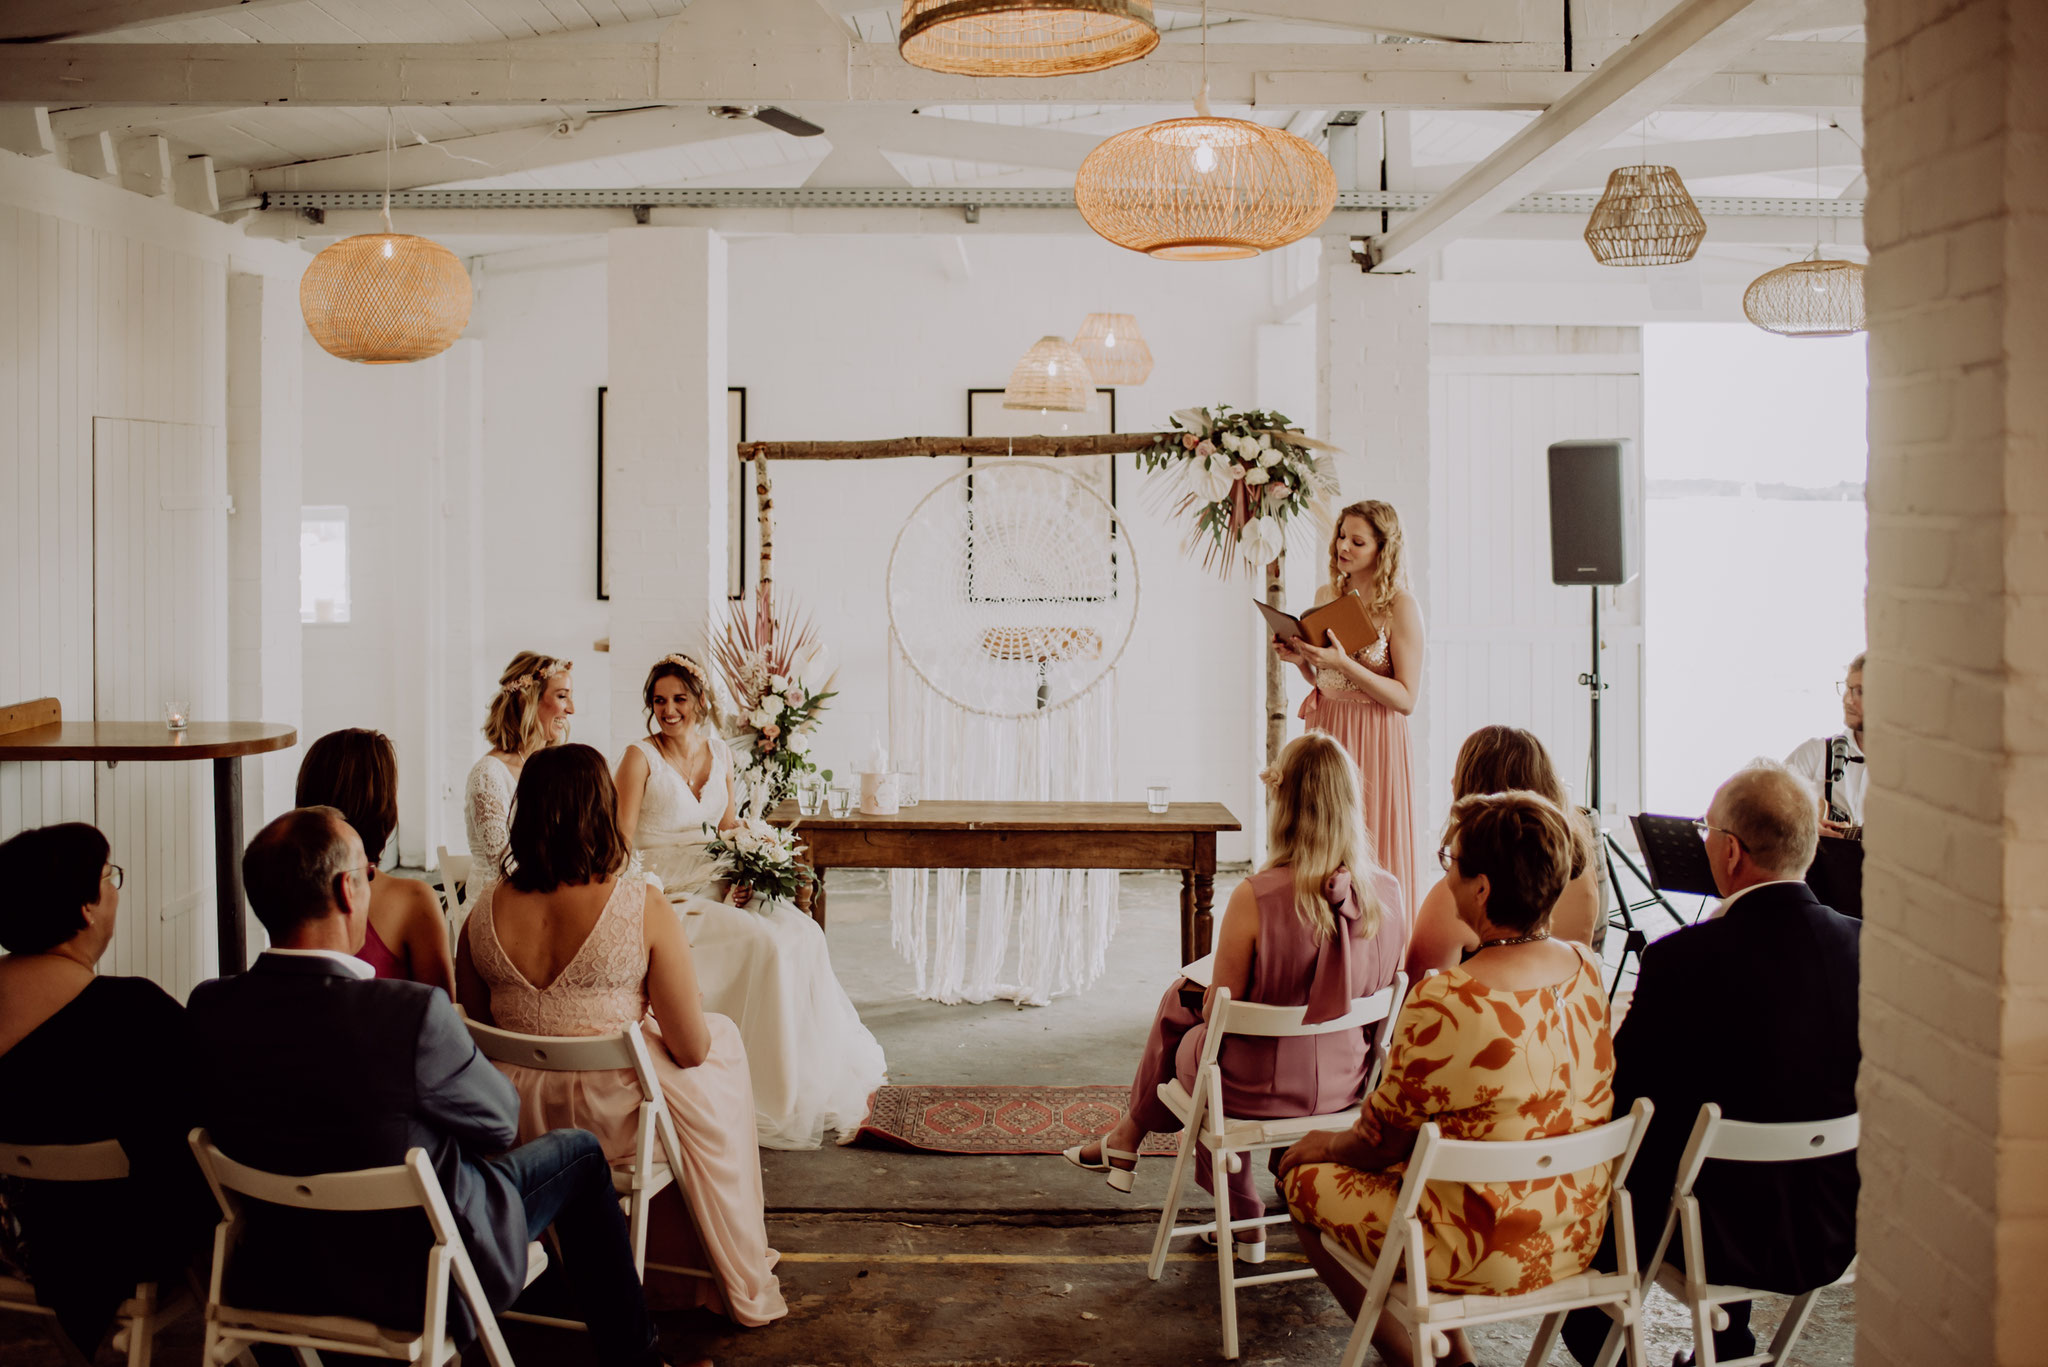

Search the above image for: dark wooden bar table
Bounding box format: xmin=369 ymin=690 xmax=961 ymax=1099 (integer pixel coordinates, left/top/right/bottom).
xmin=0 ymin=702 xmax=297 ymax=975
xmin=766 ymin=799 xmax=1242 ymax=965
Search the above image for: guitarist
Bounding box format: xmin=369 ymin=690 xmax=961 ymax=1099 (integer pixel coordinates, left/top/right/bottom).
xmin=1784 ymin=653 xmax=1865 ymax=837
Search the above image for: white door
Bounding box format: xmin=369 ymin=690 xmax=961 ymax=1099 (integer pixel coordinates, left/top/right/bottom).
xmin=93 ymin=417 xmax=228 ymax=998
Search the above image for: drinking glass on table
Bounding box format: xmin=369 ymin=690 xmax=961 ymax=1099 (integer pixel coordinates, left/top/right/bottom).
xmin=895 ymin=769 xmax=920 ymax=807
xmin=796 ymin=778 xmax=825 ymax=817
xmin=1146 ymin=784 xmax=1171 ymax=814
xmin=828 ymin=786 xmax=855 ymax=819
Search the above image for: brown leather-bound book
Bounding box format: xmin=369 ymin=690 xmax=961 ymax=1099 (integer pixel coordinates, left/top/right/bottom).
xmin=1255 ymin=589 xmax=1378 ymax=657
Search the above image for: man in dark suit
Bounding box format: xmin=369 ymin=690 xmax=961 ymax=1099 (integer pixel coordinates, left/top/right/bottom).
xmin=1565 ymin=764 xmax=1860 ymax=1366
xmin=187 ymin=807 xmax=676 ymax=1367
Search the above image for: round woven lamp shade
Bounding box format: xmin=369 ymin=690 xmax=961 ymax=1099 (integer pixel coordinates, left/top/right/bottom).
xmin=300 ymin=232 xmax=473 ymax=364
xmin=1074 ymin=116 xmax=1337 ymax=261
xmin=1071 ymin=312 xmax=1153 ymax=386
xmin=1743 ymin=257 xmax=1867 ymax=337
xmin=899 ymin=0 xmax=1157 ymax=76
xmin=1583 ymin=164 xmax=1708 ymax=267
xmin=1004 ymin=335 xmax=1095 ymax=411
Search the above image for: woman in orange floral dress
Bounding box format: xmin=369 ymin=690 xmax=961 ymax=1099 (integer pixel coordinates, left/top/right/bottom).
xmin=1278 ymin=791 xmax=1614 ymax=1367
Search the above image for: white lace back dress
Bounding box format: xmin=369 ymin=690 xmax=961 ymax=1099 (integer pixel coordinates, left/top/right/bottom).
xmin=467 ymin=875 xmax=786 ymax=1325
xmin=628 ymin=733 xmax=889 ymax=1150
xmin=463 ymin=754 xmax=517 ymax=893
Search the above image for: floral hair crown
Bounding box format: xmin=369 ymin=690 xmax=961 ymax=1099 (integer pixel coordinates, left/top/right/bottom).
xmin=499 ymin=659 xmax=569 ymax=696
xmin=659 ymin=653 xmax=707 ymax=687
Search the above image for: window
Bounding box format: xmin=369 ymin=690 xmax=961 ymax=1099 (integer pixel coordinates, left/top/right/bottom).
xmin=300 ymin=506 xmax=351 ymax=624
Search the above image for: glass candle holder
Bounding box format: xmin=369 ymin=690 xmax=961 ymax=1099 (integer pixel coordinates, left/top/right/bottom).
xmin=894 ymin=769 xmax=920 ymax=807
xmin=163 ymin=700 xmax=190 ymax=731
xmin=828 ymin=786 xmax=855 ymax=819
xmin=1146 ymin=784 xmax=1171 ymax=814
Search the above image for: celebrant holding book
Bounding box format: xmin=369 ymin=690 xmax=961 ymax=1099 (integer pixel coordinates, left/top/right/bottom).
xmin=1274 ymin=499 xmax=1423 ymax=918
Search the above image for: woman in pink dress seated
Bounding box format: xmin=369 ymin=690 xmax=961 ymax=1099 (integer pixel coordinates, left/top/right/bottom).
xmin=1062 ymin=732 xmax=1407 ymax=1260
xmin=454 ymin=743 xmax=786 ymax=1327
xmin=295 ymin=728 xmax=455 ymax=992
xmin=1275 ymin=498 xmax=1424 ymax=916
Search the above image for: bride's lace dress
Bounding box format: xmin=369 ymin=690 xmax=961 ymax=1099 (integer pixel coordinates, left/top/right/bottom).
xmin=629 ymin=736 xmax=888 ymax=1150
xmin=467 ymin=875 xmax=785 ymax=1324
xmin=463 ymin=754 xmax=516 ymax=894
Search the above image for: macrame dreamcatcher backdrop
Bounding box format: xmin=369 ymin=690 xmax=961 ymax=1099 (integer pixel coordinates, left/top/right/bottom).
xmin=887 ymin=461 xmax=1140 ymax=1005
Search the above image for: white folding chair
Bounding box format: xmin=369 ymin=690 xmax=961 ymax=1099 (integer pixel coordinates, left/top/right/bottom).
xmin=1326 ymin=1097 xmax=1657 ymax=1367
xmin=1599 ymin=1103 xmax=1860 ymax=1367
xmin=1146 ymin=973 xmax=1409 ymax=1360
xmin=187 ymin=1128 xmax=546 ymax=1367
xmin=460 ymin=1017 xmax=715 ymax=1327
xmin=0 ymin=1138 xmax=186 ymax=1367
xmin=435 ymin=847 xmax=471 ymax=950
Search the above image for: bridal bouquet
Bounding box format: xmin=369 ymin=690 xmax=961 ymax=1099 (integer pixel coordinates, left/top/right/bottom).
xmin=713 ymin=592 xmax=838 ymax=814
xmin=703 ymin=816 xmax=815 ymax=905
xmin=1136 ymin=405 xmax=1339 ymax=576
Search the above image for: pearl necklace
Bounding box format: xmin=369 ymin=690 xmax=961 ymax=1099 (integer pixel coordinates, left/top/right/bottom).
xmin=1476 ymin=929 xmax=1552 ymax=950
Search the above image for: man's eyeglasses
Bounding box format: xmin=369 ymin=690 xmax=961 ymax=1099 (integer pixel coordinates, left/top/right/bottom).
xmin=1436 ymin=845 xmax=1459 ymax=873
xmin=1835 ymin=681 xmax=1864 ymax=701
xmin=1691 ymin=819 xmax=1746 ymax=851
xmin=103 ymin=863 xmax=124 ymax=891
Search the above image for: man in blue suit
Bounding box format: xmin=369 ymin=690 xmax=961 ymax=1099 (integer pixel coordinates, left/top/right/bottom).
xmin=1565 ymin=764 xmax=1860 ymax=1366
xmin=189 ymin=807 xmax=677 ymax=1367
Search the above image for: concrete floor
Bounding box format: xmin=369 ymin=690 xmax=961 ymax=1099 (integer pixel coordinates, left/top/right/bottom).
xmin=0 ymin=869 xmax=1854 ymax=1367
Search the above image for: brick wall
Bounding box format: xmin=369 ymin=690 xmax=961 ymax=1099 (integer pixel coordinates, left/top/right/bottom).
xmin=1861 ymin=2 xmax=2048 ymax=1362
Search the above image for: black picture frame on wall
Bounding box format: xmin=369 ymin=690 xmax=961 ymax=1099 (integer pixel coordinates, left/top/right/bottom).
xmin=963 ymin=386 xmax=1119 ymax=604
xmin=598 ymin=386 xmax=748 ymax=602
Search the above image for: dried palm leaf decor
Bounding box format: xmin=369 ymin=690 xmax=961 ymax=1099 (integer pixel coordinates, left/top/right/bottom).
xmin=1583 ymin=164 xmax=1708 ymax=266
xmin=1071 ymin=313 xmax=1153 ymax=386
xmin=300 ymin=233 xmax=473 ymax=364
xmin=1003 ymin=335 xmax=1096 ymax=411
xmin=1743 ymin=255 xmax=1867 ymax=336
xmin=899 ymin=0 xmax=1158 ymax=76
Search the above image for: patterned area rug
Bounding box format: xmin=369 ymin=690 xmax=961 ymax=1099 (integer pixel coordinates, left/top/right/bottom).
xmin=854 ymin=1084 xmax=1182 ymax=1156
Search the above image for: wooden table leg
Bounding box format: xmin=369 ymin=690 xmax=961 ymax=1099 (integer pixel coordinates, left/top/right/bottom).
xmin=1179 ymin=870 xmax=1195 ymax=965
xmin=1191 ymin=832 xmax=1218 ymax=959
xmin=212 ymin=756 xmax=247 ymax=975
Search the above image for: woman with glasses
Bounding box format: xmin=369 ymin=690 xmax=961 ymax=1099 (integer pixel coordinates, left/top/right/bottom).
xmin=0 ymin=824 xmax=216 ymax=1360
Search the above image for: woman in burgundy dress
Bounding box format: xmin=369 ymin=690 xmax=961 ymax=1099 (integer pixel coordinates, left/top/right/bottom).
xmin=1063 ymin=732 xmax=1407 ymax=1260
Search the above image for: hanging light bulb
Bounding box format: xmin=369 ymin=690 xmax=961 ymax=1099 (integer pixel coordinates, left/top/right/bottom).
xmin=1072 ymin=313 xmax=1153 ymax=385
xmin=1192 ymin=140 xmax=1218 ymax=174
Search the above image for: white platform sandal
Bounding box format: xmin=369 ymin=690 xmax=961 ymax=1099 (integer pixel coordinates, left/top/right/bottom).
xmin=1061 ymin=1140 xmax=1141 ymax=1193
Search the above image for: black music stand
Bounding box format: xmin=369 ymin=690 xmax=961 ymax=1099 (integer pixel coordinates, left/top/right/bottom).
xmin=1630 ymin=814 xmax=1720 ymax=897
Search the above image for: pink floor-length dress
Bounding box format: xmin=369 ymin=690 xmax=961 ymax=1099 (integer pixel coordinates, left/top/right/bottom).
xmin=467 ymin=877 xmax=788 ymax=1326
xmin=1299 ymin=623 xmax=1417 ymax=917
xmin=1125 ymin=864 xmax=1408 ymax=1223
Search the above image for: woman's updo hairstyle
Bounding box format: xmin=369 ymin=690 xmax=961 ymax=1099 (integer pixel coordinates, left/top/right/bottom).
xmin=0 ymin=822 xmax=111 ymax=954
xmin=1442 ymin=790 xmax=1577 ymax=933
xmin=642 ymin=653 xmax=724 ymax=735
xmin=483 ymin=651 xmax=571 ymax=755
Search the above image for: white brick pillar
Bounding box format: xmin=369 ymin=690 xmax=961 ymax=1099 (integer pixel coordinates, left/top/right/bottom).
xmin=225 ymin=270 xmax=304 ymax=828
xmin=1861 ymin=3 xmax=2048 ymax=1363
xmin=605 ymin=228 xmax=728 ymax=756
xmin=1316 ymin=245 xmax=1432 ymax=877
xmin=438 ymin=342 xmax=487 ymax=853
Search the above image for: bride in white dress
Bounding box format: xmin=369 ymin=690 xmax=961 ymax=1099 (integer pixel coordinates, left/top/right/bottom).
xmin=616 ymin=653 xmax=887 ymax=1150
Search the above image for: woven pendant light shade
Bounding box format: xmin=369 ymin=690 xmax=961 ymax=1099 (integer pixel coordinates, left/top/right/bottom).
xmin=899 ymin=0 xmax=1157 ymax=76
xmin=300 ymin=232 xmax=473 ymax=365
xmin=1003 ymin=335 xmax=1095 ymax=411
xmin=1583 ymin=164 xmax=1708 ymax=267
xmin=1743 ymin=257 xmax=1867 ymax=337
xmin=1071 ymin=313 xmax=1153 ymax=386
xmin=1074 ymin=117 xmax=1336 ymax=261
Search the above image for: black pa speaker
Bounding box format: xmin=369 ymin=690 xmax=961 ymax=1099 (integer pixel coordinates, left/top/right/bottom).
xmin=1546 ymin=439 xmax=1637 ymax=586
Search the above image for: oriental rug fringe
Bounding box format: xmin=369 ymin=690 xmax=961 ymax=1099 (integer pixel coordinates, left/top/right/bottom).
xmin=853 ymin=1084 xmax=1182 ymax=1156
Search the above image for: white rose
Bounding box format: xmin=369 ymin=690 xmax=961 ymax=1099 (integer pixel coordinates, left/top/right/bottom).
xmin=1220 ymin=431 xmax=1242 ymax=453
xmin=748 ymin=705 xmax=777 ymax=729
xmin=1244 ymin=465 xmax=1271 ymax=486
xmin=768 ymin=674 xmax=788 ymax=692
xmin=1258 ymin=447 xmax=1282 ymax=467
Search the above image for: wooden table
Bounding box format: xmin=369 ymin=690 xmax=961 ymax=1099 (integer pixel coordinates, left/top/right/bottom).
xmin=0 ymin=718 xmax=298 ymax=974
xmin=767 ymin=800 xmax=1241 ymax=964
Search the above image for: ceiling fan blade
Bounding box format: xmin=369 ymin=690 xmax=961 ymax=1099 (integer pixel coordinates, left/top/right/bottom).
xmin=752 ymin=107 xmax=826 ymax=139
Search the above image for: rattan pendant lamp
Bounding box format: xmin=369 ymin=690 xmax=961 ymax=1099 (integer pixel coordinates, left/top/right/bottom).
xmin=1743 ymin=117 xmax=1867 ymax=337
xmin=1004 ymin=335 xmax=1096 ymax=411
xmin=1583 ymin=164 xmax=1708 ymax=266
xmin=899 ymin=0 xmax=1158 ymax=76
xmin=300 ymin=114 xmax=473 ymax=364
xmin=1072 ymin=0 xmax=1334 ymax=260
xmin=1071 ymin=312 xmax=1153 ymax=385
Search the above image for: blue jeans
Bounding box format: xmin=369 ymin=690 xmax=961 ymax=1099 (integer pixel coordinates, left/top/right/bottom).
xmin=487 ymin=1129 xmax=662 ymax=1367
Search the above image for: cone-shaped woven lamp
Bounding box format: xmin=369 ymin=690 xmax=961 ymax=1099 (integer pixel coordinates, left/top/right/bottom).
xmin=1744 ymin=254 xmax=1867 ymax=337
xmin=1003 ymin=335 xmax=1095 ymax=411
xmin=1583 ymin=164 xmax=1707 ymax=266
xmin=1074 ymin=117 xmax=1336 ymax=261
xmin=899 ymin=0 xmax=1157 ymax=76
xmin=301 ymin=232 xmax=473 ymax=364
xmin=1071 ymin=313 xmax=1153 ymax=385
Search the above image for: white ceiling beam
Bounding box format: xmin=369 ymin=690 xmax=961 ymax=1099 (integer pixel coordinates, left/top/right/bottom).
xmin=0 ymin=0 xmax=288 ymax=42
xmin=1190 ymin=0 xmax=1561 ymax=42
xmin=1411 ymin=126 xmax=1864 ymax=193
xmin=1365 ymin=0 xmax=1838 ymax=272
xmin=851 ymin=110 xmax=1107 ymax=170
xmin=0 ymin=107 xmax=55 ymax=157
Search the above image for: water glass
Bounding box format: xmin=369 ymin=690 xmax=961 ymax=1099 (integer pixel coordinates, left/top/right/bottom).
xmin=828 ymin=785 xmax=855 ymax=819
xmin=163 ymin=700 xmax=190 ymax=731
xmin=895 ymin=769 xmax=920 ymax=807
xmin=1146 ymin=784 xmax=1171 ymax=814
xmin=796 ymin=780 xmax=824 ymax=817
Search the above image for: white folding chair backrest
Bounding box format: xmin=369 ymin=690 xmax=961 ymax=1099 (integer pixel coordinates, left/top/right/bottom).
xmin=1214 ymin=977 xmax=1405 ymax=1039
xmin=0 ymin=1138 xmax=130 ymax=1182
xmin=1686 ymin=1106 xmax=1859 ymax=1177
xmin=437 ymin=847 xmax=471 ymax=943
xmin=1412 ymin=1107 xmax=1649 ymax=1189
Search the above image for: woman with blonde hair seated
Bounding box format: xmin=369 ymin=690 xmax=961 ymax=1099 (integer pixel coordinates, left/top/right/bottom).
xmin=1405 ymin=724 xmax=1601 ymax=979
xmin=464 ymin=651 xmax=574 ymax=894
xmin=1279 ymin=791 xmax=1615 ymax=1367
xmin=1063 ymin=731 xmax=1407 ymax=1261
xmin=456 ymin=744 xmax=785 ymax=1326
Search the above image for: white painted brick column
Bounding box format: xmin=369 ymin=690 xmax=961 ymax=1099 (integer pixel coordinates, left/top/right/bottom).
xmin=1861 ymin=3 xmax=2048 ymax=1363
xmin=1316 ymin=245 xmax=1433 ymax=879
xmin=438 ymin=341 xmax=487 ymax=855
xmin=606 ymin=228 xmax=728 ymax=756
xmin=224 ymin=270 xmax=303 ymax=829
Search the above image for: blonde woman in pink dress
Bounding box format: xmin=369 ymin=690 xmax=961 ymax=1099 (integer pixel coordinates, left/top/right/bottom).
xmin=455 ymin=743 xmax=786 ymax=1327
xmin=1274 ymin=499 xmax=1423 ymax=919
